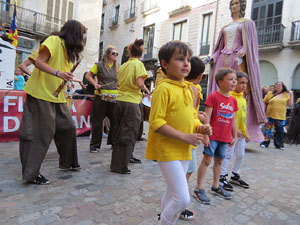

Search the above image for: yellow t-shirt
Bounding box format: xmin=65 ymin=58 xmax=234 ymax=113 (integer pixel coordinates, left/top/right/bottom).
xmin=230 ymin=91 xmax=248 ymax=138
xmin=116 ymin=58 xmax=147 ymax=104
xmin=24 ymin=36 xmax=73 ymax=103
xmin=264 ymin=91 xmax=290 ymax=120
xmin=28 ymin=50 xmax=39 ymax=62
xmin=145 ymin=78 xmax=202 ymax=161
xmin=90 ymin=63 xmax=113 ymax=74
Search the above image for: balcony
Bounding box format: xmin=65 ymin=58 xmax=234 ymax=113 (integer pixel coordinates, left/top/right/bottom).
xmin=289 ymin=20 xmax=300 ymax=48
xmin=168 ymin=5 xmax=192 ymax=18
xmin=0 ymin=1 xmax=65 ymax=37
xmin=124 ymin=7 xmax=137 ymax=23
xmin=257 ymin=24 xmax=285 ymax=50
xmin=140 ymin=0 xmax=160 ymax=16
xmin=108 ymin=16 xmax=119 ymax=29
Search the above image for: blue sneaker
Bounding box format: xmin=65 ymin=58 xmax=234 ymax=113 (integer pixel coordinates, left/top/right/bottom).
xmin=193 ymin=188 xmax=211 ymax=204
xmin=210 ymin=185 xmax=232 ymax=199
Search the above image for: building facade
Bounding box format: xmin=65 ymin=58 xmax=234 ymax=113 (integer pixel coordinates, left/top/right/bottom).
xmin=0 ymin=0 xmax=102 ymax=81
xmin=215 ymin=0 xmax=300 ymax=101
xmin=100 ymin=0 xmax=218 ymax=103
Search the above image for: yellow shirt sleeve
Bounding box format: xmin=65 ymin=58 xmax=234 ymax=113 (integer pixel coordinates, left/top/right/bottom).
xmin=90 ymin=64 xmax=98 ymax=74
xmin=28 ymin=50 xmax=39 ymax=61
xmin=135 ymin=60 xmax=147 ymax=80
xmin=149 ymin=87 xmax=168 ymax=131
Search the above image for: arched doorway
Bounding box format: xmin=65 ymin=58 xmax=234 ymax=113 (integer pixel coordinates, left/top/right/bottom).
xmin=259 ymin=60 xmax=278 ymax=86
xmin=292 ymin=63 xmax=300 ymax=102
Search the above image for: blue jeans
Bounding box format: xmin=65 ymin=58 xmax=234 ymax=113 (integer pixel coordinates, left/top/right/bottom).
xmin=261 ymin=117 xmax=285 ymax=148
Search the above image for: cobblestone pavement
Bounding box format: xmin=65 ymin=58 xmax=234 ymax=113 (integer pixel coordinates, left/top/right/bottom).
xmin=1 ymin=123 xmax=300 ymax=225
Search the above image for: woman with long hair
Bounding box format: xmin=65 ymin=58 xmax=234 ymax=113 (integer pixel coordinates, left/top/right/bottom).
xmin=19 ymin=20 xmax=86 ymax=184
xmin=110 ymin=39 xmax=150 ymax=174
xmin=208 ymin=0 xmax=265 ymax=142
xmin=260 ymin=81 xmax=294 ymax=149
xmin=85 ymin=45 xmax=119 ymax=152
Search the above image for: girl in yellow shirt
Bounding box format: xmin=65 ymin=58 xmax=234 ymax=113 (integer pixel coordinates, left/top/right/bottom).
xmin=19 ymin=20 xmax=86 ymax=185
xmin=145 ymin=41 xmax=211 ymax=224
xmin=260 ymin=81 xmax=293 ymax=150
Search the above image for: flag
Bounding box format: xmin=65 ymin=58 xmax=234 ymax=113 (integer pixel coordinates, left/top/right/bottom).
xmin=8 ymin=3 xmax=18 ymax=47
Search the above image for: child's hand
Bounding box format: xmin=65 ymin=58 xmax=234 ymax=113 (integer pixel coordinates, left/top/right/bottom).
xmin=198 ymin=111 xmax=208 ymax=124
xmin=203 ymin=135 xmax=210 ymax=147
xmin=229 ymin=137 xmax=237 ymax=147
xmin=245 ymin=137 xmax=250 ymax=143
xmin=197 ymin=124 xmax=212 ymax=136
xmin=183 ymin=133 xmax=203 ymax=146
xmin=237 ymin=130 xmax=243 ymax=137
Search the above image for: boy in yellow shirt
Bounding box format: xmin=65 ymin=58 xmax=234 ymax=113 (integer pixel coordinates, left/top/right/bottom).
xmin=219 ymin=71 xmax=250 ymax=191
xmin=145 ymin=41 xmax=211 ymax=224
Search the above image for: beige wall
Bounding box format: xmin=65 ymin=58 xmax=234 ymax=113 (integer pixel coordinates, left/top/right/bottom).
xmin=100 ymin=0 xmax=217 ymax=65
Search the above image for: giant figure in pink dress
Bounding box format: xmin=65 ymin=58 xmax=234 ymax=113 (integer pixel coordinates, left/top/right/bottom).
xmin=208 ymin=0 xmax=266 ymax=141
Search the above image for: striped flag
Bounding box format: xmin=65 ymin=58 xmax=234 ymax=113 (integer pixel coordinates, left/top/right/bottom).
xmin=8 ymin=3 xmax=18 ymax=47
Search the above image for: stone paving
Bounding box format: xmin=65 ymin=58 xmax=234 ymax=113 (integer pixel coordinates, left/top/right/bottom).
xmin=0 ymin=123 xmax=300 ymax=225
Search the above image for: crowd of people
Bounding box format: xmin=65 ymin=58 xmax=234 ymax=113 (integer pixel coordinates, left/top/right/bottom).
xmin=6 ymin=0 xmax=298 ymax=224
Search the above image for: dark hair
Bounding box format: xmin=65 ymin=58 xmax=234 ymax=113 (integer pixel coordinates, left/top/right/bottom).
xmin=286 ymin=101 xmax=300 ymax=145
xmin=236 ymin=71 xmax=248 ymax=80
xmin=215 ymin=68 xmax=235 ymax=87
xmin=273 ymin=81 xmax=288 ymax=94
xmin=59 ymin=20 xmax=86 ymax=62
xmin=186 ymin=56 xmax=205 ymax=80
xmin=230 ymin=0 xmax=246 ymax=18
xmin=128 ymin=39 xmax=144 ymax=58
xmin=159 ymin=40 xmax=193 ymax=74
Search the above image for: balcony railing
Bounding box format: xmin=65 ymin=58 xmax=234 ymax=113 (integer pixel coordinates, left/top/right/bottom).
xmin=0 ymin=1 xmax=65 ymax=35
xmin=140 ymin=0 xmax=159 ymax=14
xmin=124 ymin=7 xmax=137 ymax=22
xmin=257 ymin=24 xmax=285 ymax=45
xmin=108 ymin=16 xmax=119 ymax=29
xmin=290 ymin=20 xmax=300 ymax=41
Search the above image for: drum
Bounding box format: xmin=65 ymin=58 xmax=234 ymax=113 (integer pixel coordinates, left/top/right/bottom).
xmin=101 ymin=93 xmax=118 ymax=102
xmin=142 ymin=95 xmax=152 ymax=121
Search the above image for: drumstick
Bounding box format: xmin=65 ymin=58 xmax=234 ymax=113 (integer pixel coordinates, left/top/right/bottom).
xmin=52 ymin=61 xmax=81 ymax=97
xmin=97 ymin=81 xmax=117 ymax=88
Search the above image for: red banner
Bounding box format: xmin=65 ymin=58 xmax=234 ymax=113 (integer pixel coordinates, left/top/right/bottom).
xmin=0 ymin=90 xmax=93 ymax=142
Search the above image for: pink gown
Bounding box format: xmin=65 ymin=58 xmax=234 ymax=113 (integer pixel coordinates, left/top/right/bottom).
xmin=209 ymin=19 xmax=266 ymax=142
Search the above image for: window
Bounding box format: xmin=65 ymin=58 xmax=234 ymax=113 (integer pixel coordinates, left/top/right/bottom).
xmin=46 ymin=0 xmax=74 ymax=28
xmin=143 ymin=24 xmax=155 ymax=59
xmin=101 ymin=13 xmax=105 ymax=31
xmin=98 ymin=42 xmax=104 ymax=61
xmin=1 ymin=0 xmax=11 ymax=11
xmin=199 ymin=13 xmax=212 ymax=56
xmin=130 ymin=0 xmax=136 ymax=14
xmin=173 ymin=20 xmax=187 ymax=42
xmin=115 ymin=5 xmax=120 ymax=24
xmin=251 ymin=0 xmax=283 ymax=28
xmin=252 ymin=0 xmax=284 ymax=45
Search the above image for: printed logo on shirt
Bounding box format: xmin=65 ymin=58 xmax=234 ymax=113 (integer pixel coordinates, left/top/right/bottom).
xmin=217 ymin=103 xmax=234 ymax=125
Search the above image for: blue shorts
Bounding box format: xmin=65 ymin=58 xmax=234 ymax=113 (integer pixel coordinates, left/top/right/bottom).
xmin=187 ymin=148 xmax=197 ymax=173
xmin=203 ymin=140 xmax=228 ymax=159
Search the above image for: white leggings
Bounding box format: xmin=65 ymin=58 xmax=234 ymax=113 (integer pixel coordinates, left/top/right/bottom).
xmin=221 ymin=137 xmax=246 ymax=176
xmin=158 ymin=160 xmax=190 ymax=225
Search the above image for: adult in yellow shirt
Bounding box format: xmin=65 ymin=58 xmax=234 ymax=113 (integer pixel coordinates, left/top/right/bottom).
xmin=19 ymin=20 xmax=86 ymax=185
xmin=110 ymin=39 xmax=150 ymax=174
xmin=260 ymin=81 xmax=294 ymax=150
xmin=85 ymin=45 xmax=119 ymax=153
